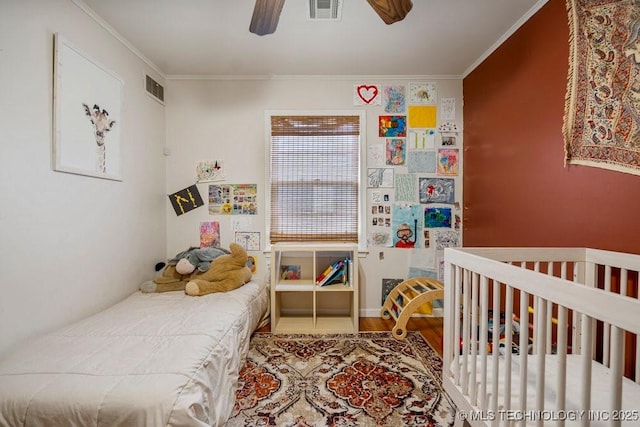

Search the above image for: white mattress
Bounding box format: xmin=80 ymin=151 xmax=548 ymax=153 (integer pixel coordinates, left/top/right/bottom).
xmin=456 ymin=353 xmax=640 ymax=426
xmin=0 ymin=280 xmax=269 ymax=427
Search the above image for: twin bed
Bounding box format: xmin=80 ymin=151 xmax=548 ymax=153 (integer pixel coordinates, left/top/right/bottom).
xmin=443 ymin=248 xmax=640 ymax=426
xmin=0 ymin=280 xmax=269 ymax=427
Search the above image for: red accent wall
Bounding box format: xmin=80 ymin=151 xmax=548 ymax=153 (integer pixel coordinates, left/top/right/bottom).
xmin=463 ymin=0 xmax=640 ymax=254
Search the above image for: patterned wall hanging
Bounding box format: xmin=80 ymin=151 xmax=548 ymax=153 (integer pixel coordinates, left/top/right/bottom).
xmin=563 ymin=0 xmax=640 ymax=175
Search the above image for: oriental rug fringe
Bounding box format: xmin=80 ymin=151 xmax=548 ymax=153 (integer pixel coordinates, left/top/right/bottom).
xmin=226 ymin=331 xmax=456 ymax=426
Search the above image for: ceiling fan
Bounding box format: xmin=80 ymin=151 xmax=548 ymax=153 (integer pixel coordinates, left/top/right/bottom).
xmin=249 ymin=0 xmax=413 ymax=36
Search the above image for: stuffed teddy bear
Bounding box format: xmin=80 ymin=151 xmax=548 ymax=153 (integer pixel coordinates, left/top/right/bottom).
xmin=140 ymin=246 xmax=230 ymax=293
xmin=185 ymin=242 xmax=252 ymax=296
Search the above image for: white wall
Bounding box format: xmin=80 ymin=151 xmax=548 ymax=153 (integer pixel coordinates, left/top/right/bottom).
xmin=165 ymin=77 xmax=463 ymax=316
xmin=0 ymin=0 xmax=167 ymax=356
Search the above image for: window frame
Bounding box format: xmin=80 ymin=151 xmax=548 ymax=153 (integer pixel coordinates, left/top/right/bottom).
xmin=264 ymin=110 xmax=367 ymax=252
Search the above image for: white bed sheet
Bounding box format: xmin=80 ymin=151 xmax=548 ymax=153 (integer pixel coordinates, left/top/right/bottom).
xmin=0 ymin=280 xmax=269 ymax=427
xmin=457 ymin=353 xmax=640 ymax=426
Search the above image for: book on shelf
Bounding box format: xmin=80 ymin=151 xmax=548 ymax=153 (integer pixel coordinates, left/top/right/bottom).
xmin=323 ymin=268 xmax=345 ymax=286
xmin=315 ymin=261 xmax=337 ymax=285
xmin=344 ymin=258 xmax=352 ymax=287
xmin=317 ymin=260 xmax=344 ymax=286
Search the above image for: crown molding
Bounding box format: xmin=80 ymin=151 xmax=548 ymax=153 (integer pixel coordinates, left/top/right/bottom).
xmin=166 ymin=74 xmax=463 ymax=81
xmin=71 ymin=0 xmax=166 ymax=79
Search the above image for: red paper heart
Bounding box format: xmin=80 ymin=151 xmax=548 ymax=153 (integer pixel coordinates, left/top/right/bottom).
xmin=357 ymin=85 xmax=378 ymax=104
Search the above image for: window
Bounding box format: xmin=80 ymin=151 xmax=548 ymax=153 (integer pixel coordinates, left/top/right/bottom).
xmin=266 ymin=111 xmax=364 ymax=245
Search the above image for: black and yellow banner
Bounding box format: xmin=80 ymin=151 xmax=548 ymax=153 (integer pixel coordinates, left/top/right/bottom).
xmin=168 ymin=184 xmax=203 ymax=216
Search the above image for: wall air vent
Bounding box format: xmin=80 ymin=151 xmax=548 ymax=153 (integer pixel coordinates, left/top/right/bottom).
xmin=145 ymin=74 xmax=164 ymax=104
xmin=307 ymin=0 xmax=343 ymax=21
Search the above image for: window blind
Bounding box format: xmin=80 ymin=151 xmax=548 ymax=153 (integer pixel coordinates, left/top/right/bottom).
xmin=269 ymin=115 xmax=360 ymax=243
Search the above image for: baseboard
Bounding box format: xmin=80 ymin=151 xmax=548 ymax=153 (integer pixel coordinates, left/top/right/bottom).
xmin=360 ymin=307 xmax=443 ymax=318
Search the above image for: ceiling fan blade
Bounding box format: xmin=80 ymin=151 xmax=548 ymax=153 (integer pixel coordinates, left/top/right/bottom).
xmin=366 ymin=0 xmax=413 ymax=25
xmin=249 ymin=0 xmax=285 ymax=36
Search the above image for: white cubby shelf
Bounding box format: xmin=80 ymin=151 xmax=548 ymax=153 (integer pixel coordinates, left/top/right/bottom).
xmin=270 ymin=242 xmax=359 ymax=334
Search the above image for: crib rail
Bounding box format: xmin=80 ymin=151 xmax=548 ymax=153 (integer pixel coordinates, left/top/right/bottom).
xmin=443 ymin=248 xmax=640 ymax=427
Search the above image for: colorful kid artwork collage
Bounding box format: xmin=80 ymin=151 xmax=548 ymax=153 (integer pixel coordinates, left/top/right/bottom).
xmin=168 ymin=161 xmax=260 ymax=272
xmin=356 ymin=82 xmax=461 ymax=252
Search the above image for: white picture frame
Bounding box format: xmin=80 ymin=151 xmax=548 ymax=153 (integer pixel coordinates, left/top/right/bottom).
xmin=53 ymin=33 xmax=123 ymax=181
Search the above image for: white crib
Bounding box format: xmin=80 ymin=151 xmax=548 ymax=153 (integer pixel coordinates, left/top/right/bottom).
xmin=443 ymin=248 xmax=640 ymax=427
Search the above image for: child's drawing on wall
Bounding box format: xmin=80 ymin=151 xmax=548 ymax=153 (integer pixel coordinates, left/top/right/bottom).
xmin=395 ymin=223 xmax=415 ymax=248
xmin=435 ymin=230 xmax=460 ymax=249
xmin=196 ymin=160 xmax=226 ymax=182
xmin=392 ymin=204 xmax=422 ymax=248
xmin=200 ymin=221 xmax=220 ymax=247
xmin=409 ymin=82 xmax=437 ymax=105
xmin=367 ymin=167 xmax=394 ymax=188
xmin=408 ymin=128 xmax=436 ymax=150
xmin=368 ymin=230 xmax=392 ymax=247
xmin=418 ymin=177 xmax=455 ymax=204
xmin=385 ymin=138 xmax=406 ymax=165
xmin=437 ymin=149 xmax=459 ymax=175
xmin=441 ymin=136 xmax=456 ymax=146
xmin=383 ymin=85 xmax=406 ymax=113
xmin=378 ymin=115 xmax=407 ymax=137
xmin=425 ymin=207 xmax=452 ymax=228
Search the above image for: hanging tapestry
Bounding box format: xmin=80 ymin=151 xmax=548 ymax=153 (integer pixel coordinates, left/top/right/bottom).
xmin=563 ymin=0 xmax=640 ymax=175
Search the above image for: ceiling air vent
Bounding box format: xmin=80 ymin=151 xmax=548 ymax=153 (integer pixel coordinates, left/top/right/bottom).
xmin=307 ymin=0 xmax=343 ymax=21
xmin=145 ymin=74 xmax=164 ymax=104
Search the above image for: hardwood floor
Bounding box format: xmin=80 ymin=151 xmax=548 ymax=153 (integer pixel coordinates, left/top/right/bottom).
xmin=256 ymin=316 xmax=444 ymax=356
xmin=360 ymin=316 xmax=444 ymax=356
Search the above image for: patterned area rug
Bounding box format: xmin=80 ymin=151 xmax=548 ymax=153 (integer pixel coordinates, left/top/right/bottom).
xmin=563 ymin=0 xmax=640 ymax=175
xmin=226 ymin=331 xmax=456 ymax=426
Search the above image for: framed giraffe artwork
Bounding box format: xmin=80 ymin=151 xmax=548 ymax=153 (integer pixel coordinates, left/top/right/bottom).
xmin=52 ymin=33 xmax=123 ymax=181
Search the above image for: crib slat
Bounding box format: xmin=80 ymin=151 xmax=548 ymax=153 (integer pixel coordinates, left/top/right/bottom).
xmin=479 ymin=275 xmax=489 ymax=410
xmin=546 ymin=262 xmax=554 ymax=352
xmin=503 ymin=285 xmax=513 ymax=412
xmin=636 ymin=343 xmax=640 ymax=385
xmin=637 ymin=285 xmax=640 ymax=384
xmin=452 ymin=265 xmax=461 ymax=386
xmin=556 ymin=305 xmax=568 ymax=427
xmin=519 ymin=290 xmax=529 ymax=414
xmin=490 ymin=280 xmax=500 ymax=415
xmin=572 ymin=261 xmax=585 ymax=355
xmin=635 ymin=267 xmax=640 ymax=385
xmin=619 ymin=268 xmax=627 ymax=382
xmin=610 ymin=325 xmax=623 ymax=427
xmin=470 ymin=272 xmax=479 ymax=405
xmin=461 ymin=269 xmax=471 ymax=392
xmin=584 ymin=262 xmax=598 ymax=360
xmin=603 ymin=265 xmax=612 ymax=367
xmin=581 ymin=313 xmax=593 ymax=426
xmin=535 ymin=296 xmax=547 ymax=421
xmin=546 ymin=300 xmax=553 ymax=353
